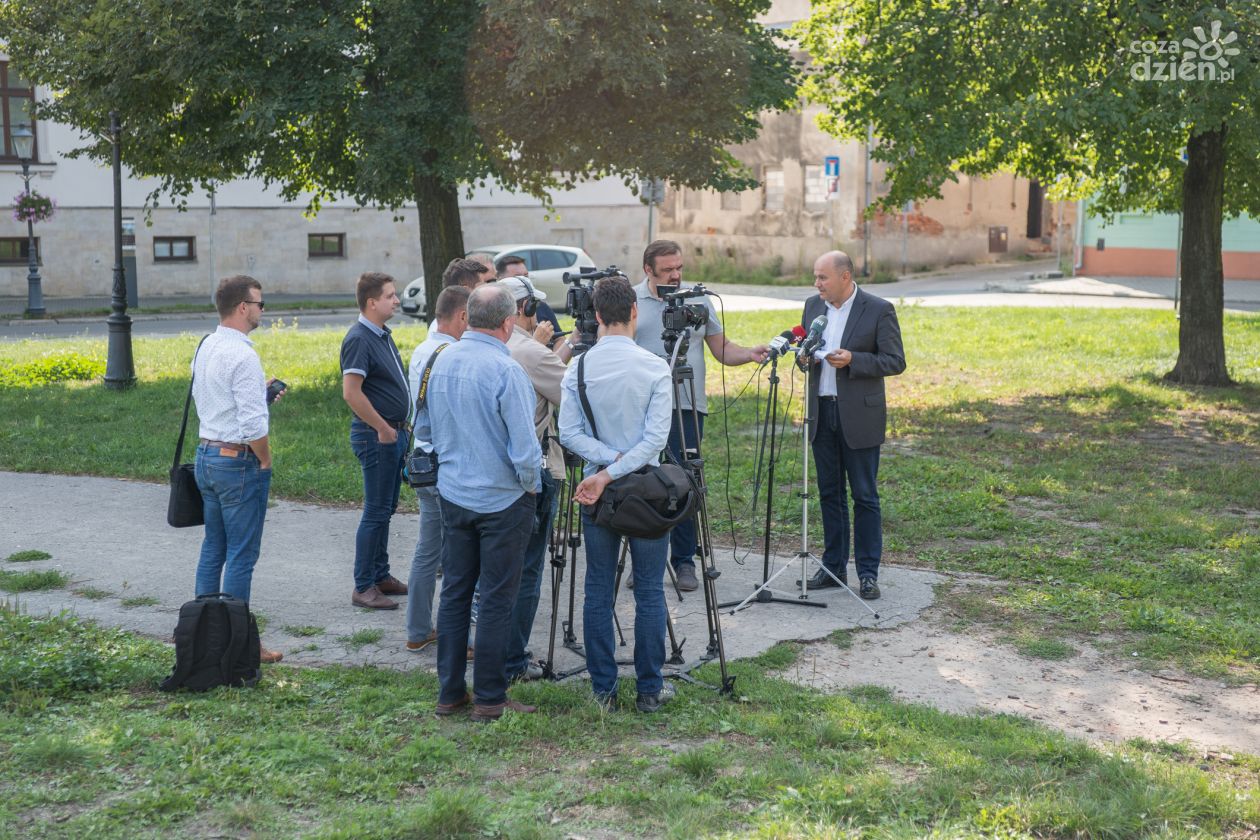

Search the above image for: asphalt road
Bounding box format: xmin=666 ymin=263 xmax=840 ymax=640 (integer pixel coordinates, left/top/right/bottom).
xmin=3 ymin=259 xmax=1256 ymax=341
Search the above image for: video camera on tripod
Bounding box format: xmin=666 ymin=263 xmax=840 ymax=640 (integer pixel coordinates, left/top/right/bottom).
xmin=655 ymin=283 xmax=711 ymax=356
xmin=562 ymin=265 xmax=626 ymax=353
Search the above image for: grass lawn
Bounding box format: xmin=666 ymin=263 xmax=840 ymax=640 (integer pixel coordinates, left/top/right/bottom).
xmin=1 ymin=605 xmax=1257 ymax=839
xmin=3 ymin=306 xmax=1256 ymax=681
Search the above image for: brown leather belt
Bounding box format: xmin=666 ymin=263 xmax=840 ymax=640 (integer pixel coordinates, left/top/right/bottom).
xmin=200 ymin=439 xmax=252 ymax=457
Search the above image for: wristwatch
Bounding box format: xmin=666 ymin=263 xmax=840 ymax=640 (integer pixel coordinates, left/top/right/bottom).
xmin=563 ymin=338 xmax=576 ymax=351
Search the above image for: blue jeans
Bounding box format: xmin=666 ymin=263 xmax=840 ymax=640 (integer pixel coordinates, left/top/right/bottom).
xmin=436 ymin=493 xmax=535 ymax=706
xmin=812 ymin=399 xmax=882 ymax=581
xmin=582 ymin=512 xmax=668 ymax=698
xmin=406 ymin=483 xmax=444 ymax=642
xmin=194 ymin=444 xmax=271 ymax=603
xmin=666 ymin=410 xmax=705 ymax=570
xmin=350 ymin=419 xmax=408 ymax=592
xmin=506 ymin=470 xmax=558 ymax=677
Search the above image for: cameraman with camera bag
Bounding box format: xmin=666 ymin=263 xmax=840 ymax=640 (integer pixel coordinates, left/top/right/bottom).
xmin=633 ymin=240 xmax=769 ymax=591
xmin=559 ymin=276 xmax=676 ymax=712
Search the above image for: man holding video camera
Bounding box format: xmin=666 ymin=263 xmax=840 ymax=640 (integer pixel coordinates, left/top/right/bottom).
xmin=633 ymin=240 xmax=769 ymax=591
xmin=560 ymin=276 xmax=675 ymax=711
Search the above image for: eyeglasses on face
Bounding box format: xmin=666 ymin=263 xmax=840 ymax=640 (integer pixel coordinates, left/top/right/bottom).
xmin=243 ymin=300 xmax=265 ymax=310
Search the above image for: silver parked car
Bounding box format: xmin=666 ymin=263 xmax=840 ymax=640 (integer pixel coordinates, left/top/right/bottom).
xmin=401 ymin=244 xmax=598 ymax=319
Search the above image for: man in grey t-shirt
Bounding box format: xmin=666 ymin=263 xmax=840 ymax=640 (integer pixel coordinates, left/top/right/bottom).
xmin=632 ymin=239 xmax=768 ymax=591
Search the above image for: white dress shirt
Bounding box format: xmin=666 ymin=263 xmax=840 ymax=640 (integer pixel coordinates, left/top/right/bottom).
xmin=192 ymin=325 xmax=269 ymax=443
xmin=814 ymin=284 xmax=858 ymax=397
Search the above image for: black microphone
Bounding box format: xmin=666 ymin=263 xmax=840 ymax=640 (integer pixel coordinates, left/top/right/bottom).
xmin=765 ymin=329 xmax=797 ymax=362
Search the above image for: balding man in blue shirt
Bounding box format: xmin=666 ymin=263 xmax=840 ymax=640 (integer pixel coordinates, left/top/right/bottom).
xmin=415 ymin=284 xmax=542 ymax=722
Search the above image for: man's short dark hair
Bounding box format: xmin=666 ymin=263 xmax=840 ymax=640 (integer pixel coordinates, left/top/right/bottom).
xmin=495 ymin=254 xmax=526 ymax=277
xmin=643 ymin=239 xmax=682 ymax=273
xmin=356 ymin=272 xmax=395 ymax=310
xmin=434 ymin=285 xmax=471 ymax=323
xmin=215 ymin=275 xmax=262 ymax=318
xmin=442 ymin=258 xmax=489 ymax=289
xmin=592 ymin=276 xmax=635 ymax=327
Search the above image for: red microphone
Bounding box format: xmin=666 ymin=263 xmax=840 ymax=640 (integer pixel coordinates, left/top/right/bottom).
xmin=791 ymin=325 xmax=807 ymax=342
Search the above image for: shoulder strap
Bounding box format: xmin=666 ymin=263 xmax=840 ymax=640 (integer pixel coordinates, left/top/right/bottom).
xmin=173 ymin=335 xmax=211 ymax=470
xmin=576 ymin=352 xmax=599 ymax=440
xmin=220 ymin=600 xmax=250 ymax=685
xmin=408 ymin=341 xmax=451 ymax=450
xmin=159 ymin=599 xmax=210 ymax=691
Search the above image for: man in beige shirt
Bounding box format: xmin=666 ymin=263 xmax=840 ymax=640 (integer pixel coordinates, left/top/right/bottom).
xmin=500 ymin=276 xmax=571 ymax=682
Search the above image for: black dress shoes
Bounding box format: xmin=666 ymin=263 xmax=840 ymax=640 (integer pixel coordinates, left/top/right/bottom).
xmin=859 ymin=577 xmax=881 ymax=600
xmin=797 ymin=569 xmax=847 ymax=590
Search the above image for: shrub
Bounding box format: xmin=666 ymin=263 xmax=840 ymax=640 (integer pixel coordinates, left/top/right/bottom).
xmin=0 ymin=352 xmax=105 ymax=387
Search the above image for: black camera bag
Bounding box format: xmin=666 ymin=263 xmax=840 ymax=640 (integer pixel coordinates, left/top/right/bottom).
xmin=403 ymin=342 xmax=450 ymax=489
xmin=576 ymin=353 xmax=698 ymax=539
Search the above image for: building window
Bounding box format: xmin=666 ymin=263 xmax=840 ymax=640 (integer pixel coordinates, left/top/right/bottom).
xmin=154 ymin=236 xmax=196 ymax=262
xmin=1 ymin=62 xmax=38 ymax=164
xmin=763 ymin=168 xmax=785 ymax=212
xmin=308 ymin=233 xmax=345 ymax=258
xmin=0 ymin=236 xmax=38 ymax=265
xmin=720 ymin=191 xmax=742 ymax=212
xmin=804 ymin=165 xmax=828 ymax=209
xmin=683 ymin=188 xmax=703 ymax=211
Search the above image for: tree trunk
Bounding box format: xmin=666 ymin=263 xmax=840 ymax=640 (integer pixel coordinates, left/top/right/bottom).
xmin=413 ymin=173 xmax=466 ymax=323
xmin=1167 ymin=125 xmax=1232 ymax=387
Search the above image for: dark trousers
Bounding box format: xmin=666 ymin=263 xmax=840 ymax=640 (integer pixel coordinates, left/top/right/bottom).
xmin=350 ymin=419 xmax=408 ymax=592
xmin=436 ymin=493 xmax=535 ymax=706
xmin=812 ymin=399 xmax=882 ymax=581
xmin=506 ymin=470 xmax=558 ymax=678
xmin=666 ymin=409 xmax=705 ymax=569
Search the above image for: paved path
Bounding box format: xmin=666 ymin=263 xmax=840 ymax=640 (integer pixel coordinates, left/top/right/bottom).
xmin=0 ymin=471 xmax=938 ymax=684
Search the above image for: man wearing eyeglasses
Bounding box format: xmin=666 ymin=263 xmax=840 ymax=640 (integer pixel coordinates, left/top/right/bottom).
xmin=191 ymin=275 xmax=284 ymax=663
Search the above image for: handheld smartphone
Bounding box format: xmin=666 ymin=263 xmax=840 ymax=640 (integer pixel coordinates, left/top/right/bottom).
xmin=266 ymin=379 xmax=287 ymax=405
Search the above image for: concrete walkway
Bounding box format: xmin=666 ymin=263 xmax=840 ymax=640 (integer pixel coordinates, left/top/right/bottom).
xmin=0 ymin=471 xmax=939 ymax=682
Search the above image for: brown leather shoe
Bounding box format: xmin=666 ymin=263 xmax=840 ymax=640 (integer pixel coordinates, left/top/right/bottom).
xmin=260 ymin=643 xmax=284 ymax=664
xmin=406 ymin=630 xmax=438 ymax=652
xmin=471 ymin=698 xmax=537 ymax=722
xmin=376 ymin=575 xmax=408 ymax=596
xmin=351 ymin=585 xmax=398 ymax=610
xmin=435 ymin=693 xmax=471 ymax=716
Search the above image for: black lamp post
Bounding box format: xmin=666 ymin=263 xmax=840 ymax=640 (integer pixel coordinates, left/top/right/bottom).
xmin=103 ymin=111 xmax=135 ymax=390
xmin=10 ymin=124 xmax=44 ymax=318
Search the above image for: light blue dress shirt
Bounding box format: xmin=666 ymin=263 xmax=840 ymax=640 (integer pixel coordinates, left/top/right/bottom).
xmin=558 ymin=335 xmax=673 ymax=479
xmin=414 ymin=331 xmax=542 ymax=514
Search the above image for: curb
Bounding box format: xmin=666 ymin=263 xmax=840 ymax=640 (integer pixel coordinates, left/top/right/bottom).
xmin=4 ymin=307 xmax=362 ymax=327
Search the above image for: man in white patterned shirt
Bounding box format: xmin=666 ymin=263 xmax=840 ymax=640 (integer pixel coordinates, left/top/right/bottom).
xmin=192 ymin=275 xmax=284 ymax=663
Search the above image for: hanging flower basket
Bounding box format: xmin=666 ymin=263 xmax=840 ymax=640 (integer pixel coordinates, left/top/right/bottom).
xmin=13 ymin=189 xmax=56 ymax=224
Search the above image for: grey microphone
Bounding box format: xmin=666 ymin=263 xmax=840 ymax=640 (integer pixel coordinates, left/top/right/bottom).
xmin=799 ymin=314 xmax=828 ymax=357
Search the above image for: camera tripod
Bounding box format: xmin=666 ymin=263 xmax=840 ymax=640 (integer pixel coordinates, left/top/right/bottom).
xmin=725 ymin=350 xmax=880 ymax=620
xmin=660 ymin=329 xmax=734 ymax=695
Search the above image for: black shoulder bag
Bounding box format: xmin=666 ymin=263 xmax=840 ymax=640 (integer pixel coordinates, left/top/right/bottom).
xmin=576 ymin=353 xmax=697 ymax=540
xmin=403 ymin=342 xmax=451 ymax=489
xmin=167 ymin=335 xmax=210 ymax=528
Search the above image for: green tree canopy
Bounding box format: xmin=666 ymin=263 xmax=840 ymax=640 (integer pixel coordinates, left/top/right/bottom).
xmin=2 ymin=0 xmax=796 ymax=314
xmin=798 ymin=0 xmax=1259 ymax=385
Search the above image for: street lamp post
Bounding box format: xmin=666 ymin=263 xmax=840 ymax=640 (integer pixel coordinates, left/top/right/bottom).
xmin=10 ymin=125 xmax=44 ymax=318
xmin=103 ymin=111 xmax=136 ymax=390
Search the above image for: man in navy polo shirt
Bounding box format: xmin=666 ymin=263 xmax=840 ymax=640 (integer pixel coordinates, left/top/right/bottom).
xmin=341 ymin=271 xmax=412 ymax=610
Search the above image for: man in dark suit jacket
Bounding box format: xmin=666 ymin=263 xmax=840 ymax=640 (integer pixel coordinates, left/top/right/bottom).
xmin=799 ymin=251 xmax=906 ymax=599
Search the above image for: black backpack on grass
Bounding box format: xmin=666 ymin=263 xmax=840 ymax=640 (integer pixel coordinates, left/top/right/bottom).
xmin=160 ymin=594 xmax=261 ymax=692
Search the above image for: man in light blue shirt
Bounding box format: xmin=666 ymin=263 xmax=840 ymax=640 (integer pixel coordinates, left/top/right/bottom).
xmin=402 ymin=285 xmax=470 ymax=654
xmin=415 ymin=284 xmax=542 ymax=722
xmin=559 ymin=276 xmax=676 ymax=713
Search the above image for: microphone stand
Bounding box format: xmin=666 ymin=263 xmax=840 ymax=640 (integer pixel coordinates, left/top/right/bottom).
xmin=719 ymin=348 xmax=826 ymax=613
